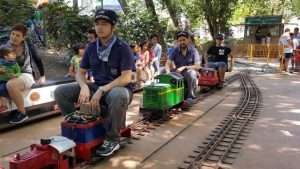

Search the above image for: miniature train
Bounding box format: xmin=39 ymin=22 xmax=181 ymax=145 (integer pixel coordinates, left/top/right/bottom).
xmin=9 ymin=112 xmax=131 ymax=169
xmin=140 ymin=69 xmax=221 ymax=119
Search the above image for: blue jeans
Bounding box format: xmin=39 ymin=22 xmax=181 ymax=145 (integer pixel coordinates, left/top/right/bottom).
xmin=0 ymin=81 xmax=8 ymax=97
xmin=207 ymin=62 xmax=227 ymax=70
xmin=54 ymin=83 xmax=132 ymax=141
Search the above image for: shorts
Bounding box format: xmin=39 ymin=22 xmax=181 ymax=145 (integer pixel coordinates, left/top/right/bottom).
xmin=284 ymin=53 xmax=293 ymax=59
xmin=207 ymin=62 xmax=227 ymax=70
xmin=19 ymin=73 xmax=35 ymax=89
xmin=0 ymin=81 xmax=8 ymax=97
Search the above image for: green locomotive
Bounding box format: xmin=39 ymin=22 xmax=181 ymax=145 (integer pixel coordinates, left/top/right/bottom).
xmin=140 ymin=72 xmax=186 ymax=119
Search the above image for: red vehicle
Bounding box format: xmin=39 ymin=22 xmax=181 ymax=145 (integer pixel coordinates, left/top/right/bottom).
xmin=198 ymin=68 xmax=220 ymax=87
xmin=294 ymin=48 xmax=300 ymax=71
xmin=9 ymin=113 xmax=131 ymax=169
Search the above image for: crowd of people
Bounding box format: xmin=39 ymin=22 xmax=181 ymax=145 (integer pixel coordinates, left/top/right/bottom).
xmin=279 ymin=27 xmax=300 ymax=72
xmin=0 ymin=9 xmax=232 ymax=157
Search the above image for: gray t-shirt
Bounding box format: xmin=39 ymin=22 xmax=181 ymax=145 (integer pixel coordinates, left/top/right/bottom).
xmin=17 ymin=42 xmax=33 ymax=74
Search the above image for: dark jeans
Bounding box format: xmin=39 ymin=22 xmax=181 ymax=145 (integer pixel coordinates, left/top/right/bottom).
xmin=182 ymin=69 xmax=198 ymax=99
xmin=54 ymin=83 xmax=132 ymax=141
xmin=0 ymin=81 xmax=8 ymax=97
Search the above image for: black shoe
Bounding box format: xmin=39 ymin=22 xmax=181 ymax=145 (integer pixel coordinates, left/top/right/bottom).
xmin=96 ymin=140 xmax=120 ymax=157
xmin=9 ymin=111 xmax=28 ymax=124
xmin=217 ymin=82 xmax=224 ymax=89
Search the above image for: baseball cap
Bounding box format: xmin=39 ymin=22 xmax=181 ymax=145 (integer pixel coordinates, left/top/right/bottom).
xmin=95 ymin=9 xmax=118 ymax=25
xmin=176 ymin=31 xmax=189 ymax=39
xmin=215 ymin=34 xmax=224 ymax=40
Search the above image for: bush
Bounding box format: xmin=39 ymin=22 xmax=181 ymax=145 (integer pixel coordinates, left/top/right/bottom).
xmin=117 ymin=2 xmax=167 ymax=44
xmin=43 ymin=2 xmax=93 ymax=49
xmin=0 ymin=0 xmax=34 ymax=26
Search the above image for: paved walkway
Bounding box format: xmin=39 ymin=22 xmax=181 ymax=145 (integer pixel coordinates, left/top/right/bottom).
xmin=233 ymin=73 xmax=300 ymax=169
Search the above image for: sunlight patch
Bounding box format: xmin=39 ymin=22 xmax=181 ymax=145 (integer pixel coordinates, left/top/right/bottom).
xmin=278 ymin=147 xmax=300 ymax=153
xmin=289 ymin=109 xmax=300 ymax=114
xmin=282 ymin=120 xmax=300 ymax=126
xmin=280 ymin=130 xmax=293 ymax=137
xmin=248 ymin=144 xmax=262 ymax=150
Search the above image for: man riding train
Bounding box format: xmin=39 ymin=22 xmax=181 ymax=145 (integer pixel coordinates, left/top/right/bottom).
xmin=206 ymin=34 xmax=232 ymax=88
xmin=165 ymin=31 xmax=201 ymax=102
xmin=54 ymin=9 xmax=134 ymax=157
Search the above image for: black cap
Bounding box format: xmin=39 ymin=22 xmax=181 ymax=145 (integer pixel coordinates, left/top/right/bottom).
xmin=176 ymin=31 xmax=189 ymax=39
xmin=215 ymin=34 xmax=224 ymax=40
xmin=95 ymin=9 xmax=118 ymax=25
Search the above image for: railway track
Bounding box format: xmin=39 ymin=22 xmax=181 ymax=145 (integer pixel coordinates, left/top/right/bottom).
xmin=0 ymin=73 xmax=241 ymax=169
xmin=178 ymin=72 xmax=262 ymax=169
xmin=128 ymin=73 xmax=241 ymax=140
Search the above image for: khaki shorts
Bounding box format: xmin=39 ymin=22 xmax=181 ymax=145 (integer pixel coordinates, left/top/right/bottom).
xmin=18 ymin=73 xmax=35 ymax=89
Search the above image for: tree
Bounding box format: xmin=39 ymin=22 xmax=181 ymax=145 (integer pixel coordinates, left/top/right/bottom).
xmin=292 ymin=0 xmax=300 ymax=13
xmin=144 ymin=0 xmax=167 ymax=48
xmin=194 ymin=0 xmax=238 ymax=37
xmin=231 ymin=0 xmax=294 ymax=25
xmin=0 ymin=0 xmax=34 ymax=26
xmin=160 ymin=0 xmax=180 ymax=28
xmin=144 ymin=0 xmax=160 ymax=27
xmin=119 ymin=0 xmax=129 ymax=14
xmin=117 ymin=1 xmax=160 ymax=43
xmin=43 ymin=1 xmax=93 ymax=49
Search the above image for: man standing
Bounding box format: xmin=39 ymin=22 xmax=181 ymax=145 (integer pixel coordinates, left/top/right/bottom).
xmin=292 ymin=27 xmax=300 ymax=71
xmin=279 ymin=28 xmax=293 ymax=72
xmin=54 ymin=9 xmax=134 ymax=157
xmin=206 ymin=34 xmax=231 ymax=88
xmin=150 ymin=34 xmax=162 ymax=76
xmin=165 ymin=31 xmax=201 ymax=100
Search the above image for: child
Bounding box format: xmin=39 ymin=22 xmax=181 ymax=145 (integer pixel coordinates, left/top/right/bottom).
xmin=66 ymin=43 xmax=85 ymax=77
xmin=0 ymin=46 xmax=21 ymax=110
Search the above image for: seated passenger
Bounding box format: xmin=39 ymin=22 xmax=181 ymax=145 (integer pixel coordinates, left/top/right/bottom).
xmin=0 ymin=24 xmax=45 ymax=124
xmin=66 ymin=43 xmax=85 ymax=78
xmin=165 ymin=31 xmax=201 ymax=100
xmin=0 ymin=46 xmax=21 ymax=109
xmin=86 ymin=29 xmax=97 ymax=82
xmin=54 ymin=9 xmax=134 ymax=157
xmin=206 ymin=34 xmax=231 ymax=88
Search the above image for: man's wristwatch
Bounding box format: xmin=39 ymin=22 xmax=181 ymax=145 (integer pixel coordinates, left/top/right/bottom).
xmin=98 ymin=87 xmax=105 ymax=95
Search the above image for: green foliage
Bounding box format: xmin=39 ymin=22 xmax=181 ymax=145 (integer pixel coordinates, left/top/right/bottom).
xmin=231 ymin=0 xmax=294 ymax=24
xmin=183 ymin=0 xmax=238 ymax=38
xmin=0 ymin=0 xmax=34 ymax=26
xmin=117 ymin=1 xmax=167 ymax=44
xmin=292 ymin=0 xmax=300 ymax=14
xmin=43 ymin=1 xmax=93 ymax=49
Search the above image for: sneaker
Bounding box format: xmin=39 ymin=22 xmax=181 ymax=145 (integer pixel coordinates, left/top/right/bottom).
xmin=217 ymin=82 xmax=224 ymax=89
xmin=95 ymin=140 xmax=120 ymax=157
xmin=9 ymin=111 xmax=28 ymax=124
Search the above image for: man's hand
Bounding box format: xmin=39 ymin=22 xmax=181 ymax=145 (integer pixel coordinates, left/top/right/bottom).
xmin=36 ymin=76 xmax=46 ymax=85
xmin=90 ymin=89 xmax=103 ymax=113
xmin=176 ymin=66 xmax=186 ymax=73
xmin=78 ymin=84 xmax=90 ymax=104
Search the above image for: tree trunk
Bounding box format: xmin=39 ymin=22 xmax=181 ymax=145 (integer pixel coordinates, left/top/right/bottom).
xmin=73 ymin=0 xmax=78 ymax=9
xmin=119 ymin=0 xmax=129 ymax=14
xmin=144 ymin=0 xmax=167 ymax=51
xmin=144 ymin=0 xmax=160 ymax=24
xmin=161 ymin=0 xmax=179 ymax=28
